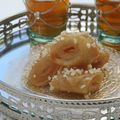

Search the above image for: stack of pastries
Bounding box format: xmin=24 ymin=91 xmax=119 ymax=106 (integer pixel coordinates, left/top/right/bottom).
xmin=26 ymin=32 xmax=109 ymax=97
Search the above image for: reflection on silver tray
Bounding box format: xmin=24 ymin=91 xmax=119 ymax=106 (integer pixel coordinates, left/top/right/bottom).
xmin=0 ymin=4 xmax=120 ymax=120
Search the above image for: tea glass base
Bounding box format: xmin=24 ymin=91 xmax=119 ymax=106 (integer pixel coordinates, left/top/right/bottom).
xmin=29 ymin=31 xmax=54 ymax=46
xmin=98 ymin=31 xmax=120 ymax=50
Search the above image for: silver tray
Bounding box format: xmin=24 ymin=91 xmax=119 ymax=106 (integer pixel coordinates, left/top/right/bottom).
xmin=0 ymin=4 xmax=120 ymax=120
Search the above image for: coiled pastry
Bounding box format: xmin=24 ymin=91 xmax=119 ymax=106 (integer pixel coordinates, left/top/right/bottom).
xmin=26 ymin=31 xmax=109 ymax=97
xmin=50 ymin=32 xmax=100 ymax=69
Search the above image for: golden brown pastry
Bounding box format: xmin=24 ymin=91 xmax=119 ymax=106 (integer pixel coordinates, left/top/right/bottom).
xmin=50 ymin=32 xmax=100 ymax=69
xmin=49 ymin=68 xmax=104 ymax=95
xmin=27 ymin=56 xmax=60 ymax=87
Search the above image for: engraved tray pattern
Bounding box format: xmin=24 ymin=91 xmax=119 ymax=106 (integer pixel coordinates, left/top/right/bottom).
xmin=0 ymin=4 xmax=120 ymax=120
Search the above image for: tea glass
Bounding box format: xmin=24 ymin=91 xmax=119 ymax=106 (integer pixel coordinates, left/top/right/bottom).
xmin=24 ymin=0 xmax=69 ymax=45
xmin=96 ymin=0 xmax=120 ymax=50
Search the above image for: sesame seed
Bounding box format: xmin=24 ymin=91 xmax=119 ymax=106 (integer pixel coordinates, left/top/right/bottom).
xmin=85 ymin=77 xmax=91 ymax=81
xmin=86 ymin=43 xmax=91 ymax=48
xmin=52 ymin=75 xmax=58 ymax=80
xmin=76 ymin=69 xmax=82 ymax=75
xmin=48 ymin=76 xmax=52 ymax=81
xmin=87 ymin=64 xmax=93 ymax=69
xmin=93 ymin=68 xmax=97 ymax=71
xmin=85 ymin=70 xmax=88 ymax=74
xmin=63 ymin=74 xmax=68 ymax=78
xmin=91 ymin=42 xmax=96 ymax=48
xmin=70 ymin=68 xmax=74 ymax=71
xmin=61 ymin=37 xmax=64 ymax=40
xmin=80 ymin=69 xmax=84 ymax=73
xmin=89 ymin=69 xmax=94 ymax=74
xmin=80 ymin=85 xmax=86 ymax=89
xmin=64 ymin=68 xmax=69 ymax=72
xmin=71 ymin=71 xmax=76 ymax=76
xmin=88 ymin=68 xmax=98 ymax=74
xmin=96 ymin=68 xmax=101 ymax=72
xmin=33 ymin=74 xmax=36 ymax=78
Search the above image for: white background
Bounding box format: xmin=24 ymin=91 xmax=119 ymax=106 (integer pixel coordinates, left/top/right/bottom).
xmin=0 ymin=0 xmax=94 ymax=20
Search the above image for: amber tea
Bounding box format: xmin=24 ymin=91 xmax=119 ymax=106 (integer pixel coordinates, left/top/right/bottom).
xmin=25 ymin=0 xmax=69 ymax=44
xmin=96 ymin=0 xmax=120 ymax=50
